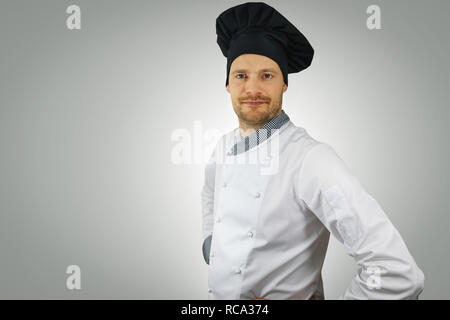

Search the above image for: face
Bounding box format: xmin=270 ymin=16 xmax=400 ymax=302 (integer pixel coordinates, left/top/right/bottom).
xmin=226 ymin=54 xmax=287 ymax=132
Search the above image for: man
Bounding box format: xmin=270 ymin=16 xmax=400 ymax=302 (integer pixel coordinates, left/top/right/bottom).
xmin=201 ymin=2 xmax=424 ymax=300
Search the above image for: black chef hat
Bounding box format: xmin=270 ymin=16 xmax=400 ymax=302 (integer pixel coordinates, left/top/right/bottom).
xmin=216 ymin=2 xmax=314 ymax=87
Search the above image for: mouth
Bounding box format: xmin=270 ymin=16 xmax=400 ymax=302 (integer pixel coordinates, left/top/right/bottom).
xmin=243 ymin=101 xmax=266 ymax=106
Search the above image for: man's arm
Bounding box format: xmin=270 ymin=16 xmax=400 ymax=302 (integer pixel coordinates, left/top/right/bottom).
xmin=201 ymin=147 xmax=216 ymax=265
xmin=294 ymin=143 xmax=425 ymax=299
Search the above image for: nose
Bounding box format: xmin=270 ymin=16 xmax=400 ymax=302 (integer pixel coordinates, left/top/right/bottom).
xmin=244 ymin=76 xmax=263 ymax=96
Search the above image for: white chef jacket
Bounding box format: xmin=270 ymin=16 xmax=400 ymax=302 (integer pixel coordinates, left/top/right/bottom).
xmin=201 ymin=113 xmax=425 ymax=300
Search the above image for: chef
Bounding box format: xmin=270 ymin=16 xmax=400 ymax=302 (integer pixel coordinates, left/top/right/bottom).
xmin=201 ymin=2 xmax=425 ymax=300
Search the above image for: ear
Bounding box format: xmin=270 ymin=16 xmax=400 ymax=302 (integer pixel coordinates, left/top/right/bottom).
xmin=283 ymin=84 xmax=287 ymax=92
xmin=226 ymin=84 xmax=230 ymax=93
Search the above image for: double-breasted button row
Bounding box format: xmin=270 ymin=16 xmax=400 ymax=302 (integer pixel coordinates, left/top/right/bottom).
xmin=223 ymin=180 xmax=261 ymax=198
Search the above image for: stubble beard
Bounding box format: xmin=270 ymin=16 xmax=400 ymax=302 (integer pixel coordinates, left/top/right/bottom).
xmin=234 ymin=91 xmax=283 ymax=126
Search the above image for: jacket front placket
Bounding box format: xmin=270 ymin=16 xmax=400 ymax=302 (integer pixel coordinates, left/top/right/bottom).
xmin=208 ymin=133 xmax=275 ymax=299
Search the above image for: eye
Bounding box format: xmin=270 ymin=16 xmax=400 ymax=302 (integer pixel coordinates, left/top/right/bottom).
xmin=263 ymin=73 xmax=273 ymax=79
xmin=235 ymin=73 xmax=246 ymax=79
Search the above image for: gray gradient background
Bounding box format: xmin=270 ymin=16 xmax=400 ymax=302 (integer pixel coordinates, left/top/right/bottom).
xmin=0 ymin=0 xmax=448 ymax=299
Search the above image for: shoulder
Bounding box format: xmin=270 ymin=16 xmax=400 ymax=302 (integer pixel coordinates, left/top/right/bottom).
xmin=284 ymin=122 xmax=352 ymax=185
xmin=298 ymin=141 xmax=354 ymax=192
xmin=285 ymin=122 xmax=343 ymax=165
xmin=282 ymin=122 xmax=326 ymax=161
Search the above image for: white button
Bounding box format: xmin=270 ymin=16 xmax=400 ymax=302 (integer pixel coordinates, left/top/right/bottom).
xmin=223 ymin=182 xmax=227 ymax=187
xmin=254 ymin=192 xmax=261 ymax=198
xmin=233 ymin=267 xmax=241 ymax=274
xmin=208 ymin=288 xmax=212 ymax=293
xmin=265 ymin=155 xmax=272 ymax=161
xmin=247 ymin=231 xmax=253 ymax=238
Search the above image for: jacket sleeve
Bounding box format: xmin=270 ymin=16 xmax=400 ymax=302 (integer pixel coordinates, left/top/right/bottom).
xmin=201 ymin=146 xmax=216 ymax=265
xmin=294 ymin=143 xmax=425 ymax=299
